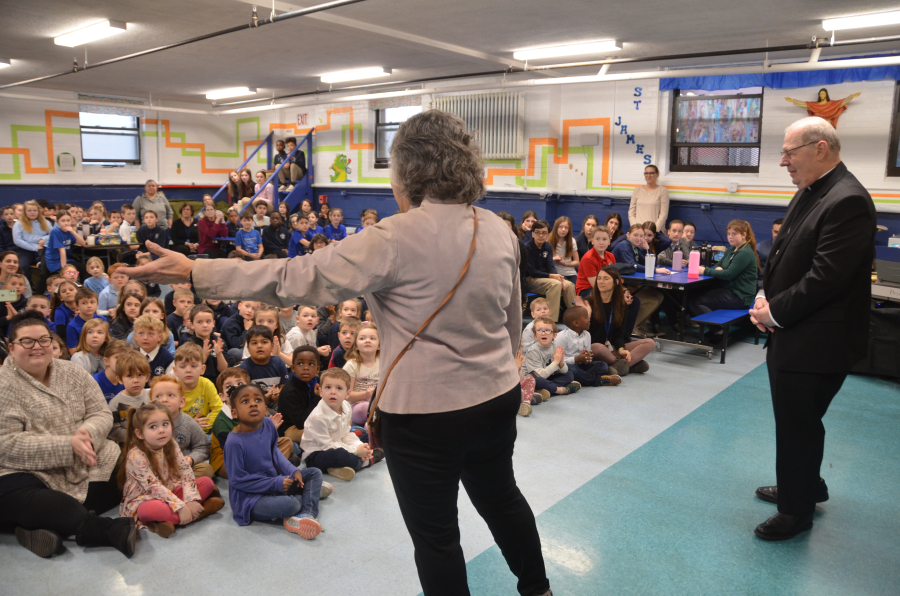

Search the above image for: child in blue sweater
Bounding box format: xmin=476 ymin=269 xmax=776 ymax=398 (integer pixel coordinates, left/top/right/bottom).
xmin=234 ymin=212 xmax=263 ymax=261
xmin=224 ymin=383 xmax=325 ymax=539
xmin=323 ymin=208 xmax=347 ymax=242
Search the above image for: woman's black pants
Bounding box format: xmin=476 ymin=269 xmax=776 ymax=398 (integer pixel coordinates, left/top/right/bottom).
xmin=380 ymin=385 xmax=550 ymax=596
xmin=0 ymin=470 xmax=121 ymax=539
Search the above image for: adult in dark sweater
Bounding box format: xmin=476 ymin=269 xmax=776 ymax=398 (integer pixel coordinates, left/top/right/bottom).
xmin=170 ymin=204 xmax=200 ymax=256
xmin=136 ymin=212 xmax=167 ymax=257
xmin=261 ymin=212 xmax=290 ymax=258
xmin=523 ymin=220 xmax=575 ymax=322
xmin=749 ymin=119 xmax=876 ymax=541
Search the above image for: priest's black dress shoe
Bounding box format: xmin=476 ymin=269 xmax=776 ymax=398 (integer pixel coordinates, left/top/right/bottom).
xmin=754 ymin=512 xmax=814 ymax=541
xmin=755 ymin=478 xmax=829 ymax=505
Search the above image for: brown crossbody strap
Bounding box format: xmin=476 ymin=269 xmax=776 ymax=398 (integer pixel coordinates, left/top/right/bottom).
xmin=366 ymin=207 xmax=479 ymax=427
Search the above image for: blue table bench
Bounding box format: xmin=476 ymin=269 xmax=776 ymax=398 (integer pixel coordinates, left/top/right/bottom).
xmin=690 ymin=308 xmax=760 ymax=363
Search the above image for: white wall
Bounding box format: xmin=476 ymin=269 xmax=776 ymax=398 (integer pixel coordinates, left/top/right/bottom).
xmin=2 ymin=78 xmax=899 ymax=211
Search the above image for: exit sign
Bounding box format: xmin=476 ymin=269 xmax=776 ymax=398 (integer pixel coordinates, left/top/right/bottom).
xmin=297 ymin=113 xmax=309 ymax=126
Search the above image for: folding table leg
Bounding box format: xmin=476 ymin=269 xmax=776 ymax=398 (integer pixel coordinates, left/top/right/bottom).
xmin=719 ymin=325 xmax=727 ymax=364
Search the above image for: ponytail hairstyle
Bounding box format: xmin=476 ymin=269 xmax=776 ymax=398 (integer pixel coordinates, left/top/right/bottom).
xmin=589 ymin=266 xmax=627 ymax=328
xmin=117 ymin=402 xmax=180 ymax=489
xmin=548 ymin=216 xmax=576 ymax=259
xmin=725 ymin=219 xmax=761 ymax=270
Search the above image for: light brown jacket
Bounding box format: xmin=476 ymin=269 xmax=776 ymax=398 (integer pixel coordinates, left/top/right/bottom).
xmin=0 ymin=358 xmax=118 ymax=503
xmin=193 ymin=200 xmax=522 ymax=414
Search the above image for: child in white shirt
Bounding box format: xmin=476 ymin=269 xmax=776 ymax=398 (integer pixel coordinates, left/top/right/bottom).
xmin=299 ymin=368 xmax=383 ymax=482
xmin=555 ymin=306 xmax=620 ymax=387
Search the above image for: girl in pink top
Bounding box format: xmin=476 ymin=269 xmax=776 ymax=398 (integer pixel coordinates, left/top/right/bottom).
xmin=119 ymin=400 xmax=223 ymax=537
xmin=254 ymin=170 xmax=276 ymax=207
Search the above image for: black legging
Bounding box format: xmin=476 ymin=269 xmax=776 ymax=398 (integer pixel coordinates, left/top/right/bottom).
xmin=380 ymin=386 xmax=549 ymax=596
xmin=0 ymin=469 xmax=121 ymax=538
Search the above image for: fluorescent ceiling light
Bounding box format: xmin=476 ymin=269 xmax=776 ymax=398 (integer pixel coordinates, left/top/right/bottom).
xmin=54 ymin=20 xmax=127 ymax=47
xmin=0 ymin=58 xmax=10 ymax=69
xmin=320 ymin=67 xmax=392 ymax=84
xmin=513 ymin=40 xmax=620 ymax=61
xmin=823 ymin=10 xmax=900 ymax=31
xmin=205 ymin=87 xmax=257 ymax=100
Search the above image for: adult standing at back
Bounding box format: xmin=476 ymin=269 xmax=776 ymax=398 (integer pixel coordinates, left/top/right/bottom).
xmin=132 ymin=180 xmax=173 ymax=230
xmin=749 ymin=116 xmax=876 ymax=541
xmin=628 ymin=164 xmax=669 ymax=230
xmin=127 ymin=110 xmax=552 ymax=596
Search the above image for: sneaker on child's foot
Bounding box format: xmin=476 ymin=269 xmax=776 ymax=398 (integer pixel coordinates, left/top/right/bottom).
xmin=518 ymin=402 xmax=532 ymax=417
xmin=284 ymin=515 xmax=322 ymax=540
xmin=530 ymin=395 xmax=542 ymax=405
xmin=286 ymin=185 xmax=295 ymax=192
xmin=630 ymin=360 xmax=650 ymax=374
xmin=278 ymin=185 xmax=287 ymax=192
xmin=565 ymin=381 xmax=582 ymax=394
xmin=600 ymin=374 xmax=622 ymax=386
xmin=144 ymin=521 xmax=176 ymax=538
xmin=537 ymin=389 xmax=551 ymax=402
xmin=321 ymin=482 xmax=334 ymax=499
xmin=289 ymin=453 xmax=302 ymax=467
xmin=327 ymin=467 xmax=356 ymax=481
xmin=372 ymin=448 xmax=385 ymax=464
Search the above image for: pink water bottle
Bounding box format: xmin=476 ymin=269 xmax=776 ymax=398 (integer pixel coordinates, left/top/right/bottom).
xmin=672 ymin=249 xmax=683 ymax=272
xmin=687 ymin=250 xmax=700 ymax=279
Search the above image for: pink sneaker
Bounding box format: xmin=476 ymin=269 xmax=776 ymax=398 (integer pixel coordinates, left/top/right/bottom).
xmin=284 ymin=516 xmax=322 ymax=540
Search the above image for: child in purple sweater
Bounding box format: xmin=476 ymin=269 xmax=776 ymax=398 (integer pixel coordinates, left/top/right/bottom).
xmin=224 ymin=383 xmax=325 ymax=539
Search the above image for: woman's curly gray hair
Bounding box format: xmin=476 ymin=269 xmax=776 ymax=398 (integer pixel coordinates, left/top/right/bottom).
xmin=390 ymin=110 xmax=485 ymax=207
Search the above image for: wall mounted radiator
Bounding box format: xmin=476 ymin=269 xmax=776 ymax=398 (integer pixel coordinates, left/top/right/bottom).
xmin=432 ymin=92 xmax=525 ymax=159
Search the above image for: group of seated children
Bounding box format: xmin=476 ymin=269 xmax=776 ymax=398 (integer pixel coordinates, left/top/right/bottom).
xmin=30 ymin=277 xmax=386 ymax=541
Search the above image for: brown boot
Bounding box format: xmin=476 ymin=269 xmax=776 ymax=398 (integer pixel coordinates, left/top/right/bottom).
xmin=145 ymin=521 xmax=176 ymax=538
xmin=196 ymin=496 xmax=225 ymax=521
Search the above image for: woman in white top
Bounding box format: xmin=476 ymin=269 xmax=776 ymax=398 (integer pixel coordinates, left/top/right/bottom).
xmin=127 ymin=110 xmax=551 ymax=596
xmin=548 ymin=216 xmax=579 ymax=284
xmin=628 ymin=164 xmax=669 ymax=230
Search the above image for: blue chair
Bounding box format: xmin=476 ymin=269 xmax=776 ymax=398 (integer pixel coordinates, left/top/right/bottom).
xmin=690 ymin=308 xmax=760 ymax=363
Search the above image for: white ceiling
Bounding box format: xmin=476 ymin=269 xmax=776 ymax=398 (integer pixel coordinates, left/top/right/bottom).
xmin=1 ymin=0 xmax=899 ymax=104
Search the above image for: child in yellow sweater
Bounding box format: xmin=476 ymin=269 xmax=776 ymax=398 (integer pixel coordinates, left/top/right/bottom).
xmin=172 ymin=343 xmax=223 ymax=433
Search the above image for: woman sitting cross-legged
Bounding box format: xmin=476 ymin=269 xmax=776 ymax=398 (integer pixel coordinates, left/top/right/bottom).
xmin=0 ymin=310 xmax=137 ymax=558
xmin=587 ymin=266 xmax=656 ymax=377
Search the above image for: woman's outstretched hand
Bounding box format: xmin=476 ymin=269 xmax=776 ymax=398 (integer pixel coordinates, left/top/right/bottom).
xmin=125 ymin=241 xmax=195 ymax=285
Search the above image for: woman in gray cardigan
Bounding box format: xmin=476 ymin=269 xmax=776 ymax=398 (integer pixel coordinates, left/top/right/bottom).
xmin=129 ymin=111 xmax=551 ymax=596
xmin=0 ymin=310 xmax=136 ymax=558
xmin=132 ymin=179 xmax=173 ymax=229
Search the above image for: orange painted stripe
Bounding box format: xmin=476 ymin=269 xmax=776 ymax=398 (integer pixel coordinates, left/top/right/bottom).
xmin=871 ymin=192 xmax=900 ymax=198
xmin=0 ymin=147 xmax=49 ymax=174
xmin=484 ymin=168 xmax=525 ymax=185
xmin=43 ymin=110 xmax=78 ymax=174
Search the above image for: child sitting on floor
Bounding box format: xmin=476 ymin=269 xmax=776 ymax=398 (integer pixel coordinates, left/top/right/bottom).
xmin=328 ymin=298 xmax=361 ymax=350
xmin=133 ymin=314 xmax=174 ymax=381
xmin=238 ymin=325 xmax=290 ymax=412
xmin=132 ymin=297 xmax=175 ymax=356
xmin=225 ymin=382 xmax=325 ymax=539
xmin=83 ymin=257 xmax=109 ymax=295
xmin=300 ymin=367 xmax=383 ymax=482
xmin=51 ymin=280 xmax=78 ymax=337
xmin=92 ymin=338 xmax=130 ymax=402
xmin=278 ymin=345 xmax=322 ymax=443
xmin=285 ymin=304 xmax=332 ymax=360
xmin=343 ymin=322 xmax=380 ymax=427
xmin=555 ymin=306 xmax=620 ymax=387
xmin=70 ymin=318 xmax=110 ymax=374
xmin=242 ymin=305 xmax=292 ymax=364
xmin=108 ymin=351 xmax=151 ymax=443
xmin=234 ymin=212 xmax=263 ymax=261
xmin=328 ymin=317 xmax=360 ymax=369
xmin=523 ymin=316 xmax=581 ymax=400
xmin=181 ymin=304 xmax=229 ymax=382
xmin=522 ymin=297 xmax=551 ymax=352
xmin=66 ymin=288 xmax=105 ymax=354
xmin=149 ymin=375 xmax=213 ymax=479
xmin=167 ymin=288 xmax=195 ymax=346
xmin=210 ymin=368 xmax=297 ymax=478
xmin=111 ymin=290 xmax=143 ymax=341
xmin=173 ymin=343 xmax=223 ymax=434
xmin=119 ymin=401 xmax=224 ymax=538
xmin=97 ymin=263 xmax=130 ymax=318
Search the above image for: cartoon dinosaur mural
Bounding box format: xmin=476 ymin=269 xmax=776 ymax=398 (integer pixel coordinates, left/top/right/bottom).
xmin=329 ymin=154 xmax=351 ymax=182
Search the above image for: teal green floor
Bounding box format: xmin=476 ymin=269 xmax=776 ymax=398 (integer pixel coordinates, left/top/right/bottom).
xmin=464 ymin=366 xmax=900 ymax=596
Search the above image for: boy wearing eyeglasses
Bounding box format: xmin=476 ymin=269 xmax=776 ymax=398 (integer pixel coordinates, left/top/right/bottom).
xmin=522 ymin=316 xmax=581 ymax=400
